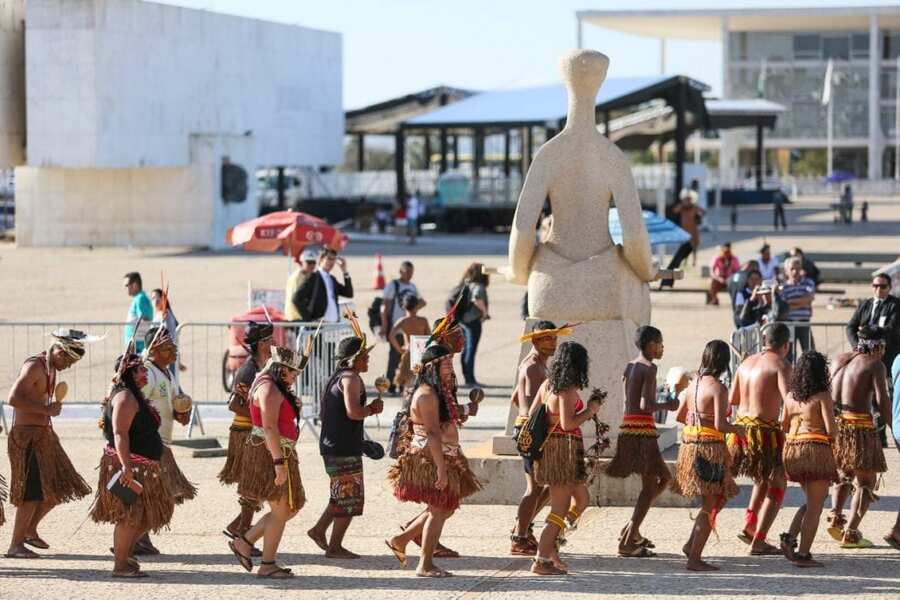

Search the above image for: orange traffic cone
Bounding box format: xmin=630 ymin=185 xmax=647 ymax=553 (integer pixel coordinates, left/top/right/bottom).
xmin=373 ymin=253 xmax=386 ymax=290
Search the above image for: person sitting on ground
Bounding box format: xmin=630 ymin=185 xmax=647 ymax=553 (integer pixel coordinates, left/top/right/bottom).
xmin=388 ymin=294 xmax=430 ymax=394
xmin=780 ymin=350 xmax=837 ymax=568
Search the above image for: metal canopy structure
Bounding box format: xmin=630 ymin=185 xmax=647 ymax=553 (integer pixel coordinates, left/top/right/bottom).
xmin=399 ymin=75 xmax=710 ymax=198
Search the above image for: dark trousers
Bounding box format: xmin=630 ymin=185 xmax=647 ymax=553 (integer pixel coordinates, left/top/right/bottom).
xmin=788 ymin=323 xmax=814 ymax=362
xmin=660 ymin=241 xmax=694 ymax=287
xmin=385 ymin=333 xmax=403 ymax=389
xmin=774 ymin=205 xmax=786 ymax=229
xmin=461 ymin=320 xmax=482 ymax=384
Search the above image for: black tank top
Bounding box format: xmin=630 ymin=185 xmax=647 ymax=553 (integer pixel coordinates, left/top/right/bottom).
xmin=319 ymin=368 xmax=366 ymax=456
xmin=103 ymin=388 xmax=164 ymax=461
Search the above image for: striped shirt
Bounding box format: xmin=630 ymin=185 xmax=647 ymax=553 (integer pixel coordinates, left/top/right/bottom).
xmin=779 ymin=278 xmax=815 ymax=322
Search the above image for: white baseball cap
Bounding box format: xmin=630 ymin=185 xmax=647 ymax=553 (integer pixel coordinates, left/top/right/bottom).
xmin=301 ymin=247 xmax=319 ymax=262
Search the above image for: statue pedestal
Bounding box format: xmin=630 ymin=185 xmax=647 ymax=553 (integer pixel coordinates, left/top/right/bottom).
xmin=493 ymin=318 xmax=639 ymax=456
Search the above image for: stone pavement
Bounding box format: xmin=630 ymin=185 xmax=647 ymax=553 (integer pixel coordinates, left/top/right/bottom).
xmin=0 ymin=420 xmax=898 ymax=599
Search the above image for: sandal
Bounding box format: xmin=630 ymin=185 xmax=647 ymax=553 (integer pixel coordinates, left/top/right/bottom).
xmin=257 ymin=561 xmax=294 ymax=579
xmin=793 ymin=552 xmax=823 ymax=568
xmin=4 ymin=548 xmax=40 ymax=559
xmin=840 ymin=529 xmax=874 ymax=549
xmin=384 ymin=539 xmax=408 ymax=568
xmin=112 ymin=566 xmax=149 ymax=578
xmin=434 ymin=544 xmax=460 ymax=558
xmin=618 ymin=546 xmax=657 ymax=558
xmin=416 ymin=567 xmax=453 ymax=578
xmin=779 ymin=533 xmax=798 ymax=562
xmin=23 ymin=537 xmax=50 ymax=550
xmin=883 ymin=534 xmax=900 ymax=551
xmin=750 ymin=541 xmax=783 ymax=556
xmin=228 ymin=535 xmax=254 ymax=572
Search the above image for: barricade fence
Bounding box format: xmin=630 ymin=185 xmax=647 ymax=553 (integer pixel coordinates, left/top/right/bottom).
xmin=730 ymin=321 xmax=852 ymax=372
xmin=0 ymin=320 xmax=354 ymax=425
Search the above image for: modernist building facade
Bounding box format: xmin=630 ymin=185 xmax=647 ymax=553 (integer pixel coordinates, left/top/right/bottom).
xmin=577 ymin=5 xmax=900 ymax=179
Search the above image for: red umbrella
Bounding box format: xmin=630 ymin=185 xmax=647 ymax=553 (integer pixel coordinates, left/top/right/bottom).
xmin=226 ymin=210 xmax=348 ymax=256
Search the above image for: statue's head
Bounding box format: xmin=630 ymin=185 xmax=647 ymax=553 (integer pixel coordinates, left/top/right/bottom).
xmin=559 ymin=50 xmax=609 ymax=97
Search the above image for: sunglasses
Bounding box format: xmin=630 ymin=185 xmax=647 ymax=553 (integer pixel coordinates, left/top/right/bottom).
xmin=872 ymin=283 xmax=889 ymax=289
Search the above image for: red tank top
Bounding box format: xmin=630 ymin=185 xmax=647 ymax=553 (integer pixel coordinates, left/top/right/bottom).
xmin=548 ymin=397 xmax=584 ymax=436
xmin=249 ymin=374 xmax=299 ymax=441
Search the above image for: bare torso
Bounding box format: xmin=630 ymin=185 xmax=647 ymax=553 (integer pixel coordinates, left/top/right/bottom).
xmin=784 ymin=391 xmax=833 ymax=436
xmin=622 ymin=359 xmax=657 ymax=415
xmin=679 ymin=375 xmax=725 ymax=430
xmin=512 ymin=350 xmax=548 ymax=417
xmin=831 ymin=351 xmax=886 ymax=414
xmin=10 ymin=357 xmax=54 ymax=427
xmin=411 ymin=386 xmax=460 ymax=445
xmin=733 ymin=350 xmax=790 ymax=422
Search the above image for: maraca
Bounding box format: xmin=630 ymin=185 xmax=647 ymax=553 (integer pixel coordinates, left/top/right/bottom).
xmin=374 ymin=376 xmax=390 ymax=395
xmin=54 ymin=381 xmax=68 ymax=403
xmin=469 ymin=386 xmax=484 ymax=404
xmin=172 ymin=392 xmax=193 ymax=414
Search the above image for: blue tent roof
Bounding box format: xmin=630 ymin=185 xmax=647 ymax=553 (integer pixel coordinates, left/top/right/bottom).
xmin=405 ymin=75 xmax=709 ymax=129
xmin=608 ymin=210 xmax=690 ymax=248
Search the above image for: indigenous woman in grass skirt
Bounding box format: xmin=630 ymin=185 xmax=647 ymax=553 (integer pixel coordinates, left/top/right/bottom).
xmin=673 ymin=340 xmax=741 ymax=572
xmin=229 ymin=346 xmax=306 ymax=579
xmin=527 ymin=341 xmax=603 ymax=576
xmin=90 ymin=354 xmax=174 ymax=578
xmin=780 ymin=351 xmax=837 ymax=567
xmin=385 ymin=344 xmax=482 ymax=578
xmin=219 ymin=322 xmax=274 ymax=553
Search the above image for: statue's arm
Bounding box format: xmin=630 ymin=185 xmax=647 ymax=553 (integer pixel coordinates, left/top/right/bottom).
xmin=608 ymin=146 xmax=657 ymax=282
xmin=508 ymin=154 xmax=550 ymax=285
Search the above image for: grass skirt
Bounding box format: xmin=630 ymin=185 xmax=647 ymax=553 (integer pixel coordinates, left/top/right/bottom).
xmin=834 ymin=420 xmax=887 ymax=474
xmin=534 ymin=432 xmax=587 ymax=486
xmin=237 ymin=434 xmax=305 ymax=512
xmin=90 ymin=451 xmax=174 ymax=533
xmin=727 ymin=419 xmax=784 ymax=482
xmin=673 ymin=439 xmax=738 ymax=499
xmin=218 ymin=427 xmax=252 ymax=485
xmin=0 ymin=472 xmax=6 ymax=527
xmin=8 ymin=425 xmax=91 ymax=506
xmin=388 ymin=448 xmax=482 ymax=511
xmin=394 ymin=350 xmax=413 ymax=388
xmin=783 ymin=439 xmax=838 ymax=483
xmin=606 ymin=433 xmax=670 ymax=482
xmin=160 ymin=445 xmax=197 ymax=505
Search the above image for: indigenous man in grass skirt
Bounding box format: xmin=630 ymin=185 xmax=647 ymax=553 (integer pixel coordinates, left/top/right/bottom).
xmin=728 ymin=323 xmax=792 ymax=555
xmin=673 ymin=340 xmax=741 ymax=571
xmin=5 ymin=330 xmax=92 ymax=559
xmin=385 ymin=343 xmax=483 ymax=578
xmin=132 ymin=326 xmax=196 ymax=555
xmin=307 ymin=321 xmax=384 ymax=558
xmin=91 ymin=353 xmax=174 ymax=578
xmin=394 ymin=313 xmax=482 ymax=559
xmin=219 ymin=321 xmax=274 ymax=555
xmin=780 ymin=350 xmax=838 ymax=567
xmin=607 ymin=326 xmax=680 ymax=558
xmin=827 ymin=325 xmax=891 ymax=548
xmin=230 ymin=346 xmax=307 ymax=579
xmin=509 ymin=320 xmax=570 ymax=556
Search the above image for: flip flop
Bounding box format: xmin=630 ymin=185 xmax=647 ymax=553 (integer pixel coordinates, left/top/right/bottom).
xmin=112 ymin=568 xmax=149 ymax=578
xmin=434 ymin=546 xmax=460 ymax=558
xmin=618 ymin=546 xmax=657 ymax=558
xmin=23 ymin=537 xmax=49 ymax=550
xmin=222 ymin=530 xmax=236 ymax=540
xmin=384 ymin=540 xmax=408 ymax=568
xmin=257 ymin=563 xmax=294 ymax=579
xmin=228 ymin=539 xmax=253 ymax=572
xmin=416 ymin=567 xmax=453 ymax=578
xmin=883 ymin=535 xmax=900 ymax=551
xmin=840 ymin=537 xmax=874 ymax=549
xmin=4 ymin=549 xmax=40 ymax=559
xmin=826 ymin=527 xmax=845 ymax=542
xmin=750 ymin=545 xmax=783 ymax=556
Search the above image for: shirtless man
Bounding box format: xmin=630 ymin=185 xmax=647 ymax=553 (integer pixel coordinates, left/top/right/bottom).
xmin=607 ymin=326 xmax=680 ymax=557
xmin=5 ymin=330 xmax=92 ymax=559
xmin=389 ymin=294 xmax=431 ymax=393
xmin=827 ymin=325 xmax=891 ymax=548
xmin=509 ymin=320 xmax=565 ymax=555
xmin=729 ymin=322 xmax=792 ymax=556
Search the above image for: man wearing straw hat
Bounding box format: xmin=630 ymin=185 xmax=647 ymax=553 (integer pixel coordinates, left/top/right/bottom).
xmin=5 ymin=330 xmax=94 ymax=559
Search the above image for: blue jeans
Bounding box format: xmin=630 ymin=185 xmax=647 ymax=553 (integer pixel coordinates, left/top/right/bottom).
xmin=461 ymin=320 xmax=482 ymax=384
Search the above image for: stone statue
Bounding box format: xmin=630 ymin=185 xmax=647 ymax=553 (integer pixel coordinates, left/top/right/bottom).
xmin=500 ymin=50 xmax=659 ymax=450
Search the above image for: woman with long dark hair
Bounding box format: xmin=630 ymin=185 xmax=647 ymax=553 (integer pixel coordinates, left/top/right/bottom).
xmin=457 ymin=262 xmax=490 ymax=386
xmin=91 ymin=354 xmax=174 ymax=578
xmin=230 ymin=346 xmax=306 ymax=578
xmin=780 ymin=350 xmax=836 ymax=567
xmin=530 ymin=341 xmax=603 ymax=576
xmin=673 ymin=340 xmax=741 ymax=571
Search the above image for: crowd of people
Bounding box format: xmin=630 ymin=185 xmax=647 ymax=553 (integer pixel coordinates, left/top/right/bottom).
xmin=1 ymin=255 xmax=897 ymax=579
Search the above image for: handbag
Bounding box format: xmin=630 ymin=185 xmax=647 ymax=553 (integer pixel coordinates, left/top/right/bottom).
xmin=387 ymin=410 xmax=411 ymax=459
xmin=515 ymin=399 xmax=549 ymax=460
xmin=689 ymin=377 xmax=725 ymax=484
xmin=362 ymin=439 xmax=385 ymax=460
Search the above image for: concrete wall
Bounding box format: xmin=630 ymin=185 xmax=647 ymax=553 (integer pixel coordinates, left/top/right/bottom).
xmin=25 ymin=0 xmax=343 ymax=168
xmin=0 ymin=1 xmax=25 ymax=168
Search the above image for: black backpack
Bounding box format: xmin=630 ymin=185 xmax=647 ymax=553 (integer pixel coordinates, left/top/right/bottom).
xmin=515 ymin=402 xmax=549 ymax=460
xmin=367 ymin=297 xmax=384 ymax=334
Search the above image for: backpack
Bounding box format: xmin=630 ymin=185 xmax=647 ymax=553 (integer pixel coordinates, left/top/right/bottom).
xmin=515 ymin=401 xmax=549 ymax=460
xmin=447 ymin=282 xmax=473 ymax=319
xmin=367 ymin=297 xmax=384 ymax=335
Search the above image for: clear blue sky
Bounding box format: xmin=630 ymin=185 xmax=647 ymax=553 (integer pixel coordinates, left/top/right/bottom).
xmin=159 ymin=1 xmax=898 ymax=109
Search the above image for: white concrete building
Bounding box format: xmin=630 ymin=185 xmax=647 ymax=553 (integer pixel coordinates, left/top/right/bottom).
xmin=577 ymin=4 xmax=900 ymax=179
xmin=1 ymin=0 xmax=342 ymax=247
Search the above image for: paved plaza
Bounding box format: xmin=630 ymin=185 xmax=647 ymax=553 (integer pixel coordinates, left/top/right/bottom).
xmin=1 ymin=195 xmax=899 ymax=598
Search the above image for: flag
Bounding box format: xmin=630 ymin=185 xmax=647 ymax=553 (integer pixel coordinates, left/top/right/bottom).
xmin=756 ymin=58 xmax=767 ymax=98
xmin=821 ymin=59 xmax=834 ymax=106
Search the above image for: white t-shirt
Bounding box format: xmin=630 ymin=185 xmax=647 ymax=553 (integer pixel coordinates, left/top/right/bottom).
xmin=406 ymin=196 xmax=420 ymax=220
xmin=319 ymin=268 xmax=339 ymax=323
xmin=383 ymin=280 xmax=418 ymax=326
xmin=142 ymin=360 xmax=175 ymax=444
xmin=757 ymin=255 xmax=779 ymax=281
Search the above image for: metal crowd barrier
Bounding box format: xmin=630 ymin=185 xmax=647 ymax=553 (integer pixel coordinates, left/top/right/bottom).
xmin=0 ymin=320 xmax=354 ymax=437
xmin=730 ymin=321 xmax=852 ymax=369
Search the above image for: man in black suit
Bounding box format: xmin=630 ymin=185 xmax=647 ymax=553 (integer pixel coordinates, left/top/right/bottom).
xmin=846 ymin=272 xmax=899 ymax=372
xmin=292 ymin=247 xmax=353 ymax=323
